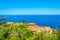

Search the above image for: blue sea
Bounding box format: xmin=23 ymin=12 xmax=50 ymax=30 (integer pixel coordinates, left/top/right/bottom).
xmin=0 ymin=15 xmax=60 ymax=29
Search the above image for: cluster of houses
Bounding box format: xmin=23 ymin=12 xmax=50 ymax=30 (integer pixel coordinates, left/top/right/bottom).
xmin=6 ymin=22 xmax=56 ymax=34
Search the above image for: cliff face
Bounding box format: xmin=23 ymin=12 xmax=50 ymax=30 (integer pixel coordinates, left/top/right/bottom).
xmin=27 ymin=23 xmax=53 ymax=34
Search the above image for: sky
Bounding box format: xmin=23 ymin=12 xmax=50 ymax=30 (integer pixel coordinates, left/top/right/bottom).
xmin=0 ymin=0 xmax=60 ymax=15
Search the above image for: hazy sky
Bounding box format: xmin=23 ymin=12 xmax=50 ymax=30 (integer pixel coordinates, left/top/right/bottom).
xmin=0 ymin=0 xmax=60 ymax=15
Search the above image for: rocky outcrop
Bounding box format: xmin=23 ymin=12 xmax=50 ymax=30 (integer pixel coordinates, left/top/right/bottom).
xmin=6 ymin=22 xmax=14 ymax=25
xmin=27 ymin=23 xmax=53 ymax=34
xmin=0 ymin=16 xmax=5 ymax=20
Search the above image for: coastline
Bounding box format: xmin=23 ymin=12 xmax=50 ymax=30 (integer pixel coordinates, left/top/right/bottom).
xmin=0 ymin=21 xmax=58 ymax=40
xmin=4 ymin=22 xmax=57 ymax=34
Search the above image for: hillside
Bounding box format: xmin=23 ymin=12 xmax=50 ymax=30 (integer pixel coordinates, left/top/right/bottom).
xmin=0 ymin=22 xmax=59 ymax=40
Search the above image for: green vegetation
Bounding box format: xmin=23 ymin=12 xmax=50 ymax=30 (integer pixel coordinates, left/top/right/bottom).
xmin=0 ymin=22 xmax=60 ymax=40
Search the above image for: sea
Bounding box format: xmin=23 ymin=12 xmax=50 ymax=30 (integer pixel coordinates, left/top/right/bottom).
xmin=0 ymin=15 xmax=60 ymax=29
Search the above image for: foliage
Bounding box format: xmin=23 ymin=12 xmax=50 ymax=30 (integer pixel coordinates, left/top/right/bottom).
xmin=0 ymin=22 xmax=60 ymax=40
